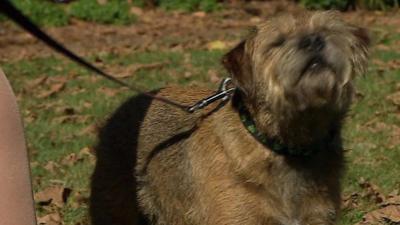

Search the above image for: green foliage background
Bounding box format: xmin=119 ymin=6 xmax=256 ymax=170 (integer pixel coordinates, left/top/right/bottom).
xmin=69 ymin=0 xmax=135 ymax=25
xmin=2 ymin=0 xmax=399 ymax=27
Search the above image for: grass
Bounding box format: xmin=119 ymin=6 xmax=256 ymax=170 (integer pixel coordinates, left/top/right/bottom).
xmin=5 ymin=0 xmax=135 ymax=26
xmin=3 ymin=0 xmax=220 ymax=27
xmin=10 ymin=0 xmax=69 ymax=26
xmin=69 ymin=0 xmax=136 ymax=25
xmin=159 ymin=0 xmax=221 ymax=12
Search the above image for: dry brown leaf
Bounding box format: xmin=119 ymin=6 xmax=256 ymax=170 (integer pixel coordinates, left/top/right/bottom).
xmin=387 ymin=91 xmax=400 ymax=106
xmin=388 ymin=125 xmax=400 ymax=149
xmin=99 ymin=87 xmax=120 ymax=97
xmin=35 ymin=185 xmax=72 ymax=208
xmin=37 ymin=211 xmax=61 ymax=225
xmin=380 ymin=190 xmax=400 ymax=206
xmin=44 ymin=161 xmax=59 ymax=174
xmin=207 ymin=40 xmax=228 ymax=50
xmin=376 ymin=44 xmax=391 ymax=51
xmin=78 ymin=147 xmax=96 ymax=164
xmin=373 ymin=58 xmax=400 ymax=71
xmin=24 ymin=110 xmax=37 ymax=124
xmin=130 ymin=6 xmax=143 ymax=16
xmin=79 ymin=123 xmax=99 ymax=136
xmin=61 ymin=153 xmax=82 ymax=166
xmin=97 ymin=0 xmax=107 ymax=5
xmin=26 ymin=76 xmax=48 ymax=89
xmin=365 ymin=121 xmax=390 ymax=133
xmin=208 ymin=69 xmax=220 ymax=83
xmin=184 ymin=71 xmax=193 ymax=78
xmin=384 ymin=195 xmax=400 ymax=206
xmin=79 ymin=147 xmax=94 ymax=157
xmin=82 ymin=101 xmax=93 ymax=109
xmin=192 ymin=11 xmax=206 ymax=18
xmin=342 ymin=193 xmax=360 ymax=210
xmin=387 ymin=59 xmax=400 ymax=70
xmin=113 ymin=62 xmax=168 ymax=78
xmin=38 ymin=83 xmax=66 ymax=98
xmin=359 ymin=178 xmax=386 ymax=204
xmin=381 ymin=205 xmax=400 ymax=223
xmin=47 ymin=76 xmax=69 ymax=84
xmin=359 ymin=205 xmax=400 ymax=224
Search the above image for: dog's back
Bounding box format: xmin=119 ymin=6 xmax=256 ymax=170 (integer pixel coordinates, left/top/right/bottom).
xmin=90 ymin=87 xmax=217 ymax=225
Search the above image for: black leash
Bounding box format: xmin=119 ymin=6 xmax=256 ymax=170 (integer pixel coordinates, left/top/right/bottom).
xmin=0 ymin=0 xmax=235 ymax=112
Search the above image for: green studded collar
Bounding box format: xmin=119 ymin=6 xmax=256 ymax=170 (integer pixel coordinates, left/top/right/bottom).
xmin=236 ymin=95 xmax=330 ymax=157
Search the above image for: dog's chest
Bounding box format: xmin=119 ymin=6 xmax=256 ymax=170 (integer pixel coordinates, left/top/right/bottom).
xmin=257 ymin=162 xmax=338 ymax=225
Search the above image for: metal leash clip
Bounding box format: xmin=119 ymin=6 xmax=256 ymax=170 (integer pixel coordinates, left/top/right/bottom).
xmin=187 ymin=77 xmax=236 ymax=113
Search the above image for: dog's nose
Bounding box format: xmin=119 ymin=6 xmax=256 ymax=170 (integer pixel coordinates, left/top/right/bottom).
xmin=298 ymin=34 xmax=325 ymax=52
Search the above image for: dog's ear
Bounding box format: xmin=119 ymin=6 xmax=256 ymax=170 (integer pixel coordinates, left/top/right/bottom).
xmin=350 ymin=26 xmax=370 ymax=75
xmin=222 ymin=41 xmax=253 ymax=96
xmin=352 ymin=26 xmax=370 ymax=47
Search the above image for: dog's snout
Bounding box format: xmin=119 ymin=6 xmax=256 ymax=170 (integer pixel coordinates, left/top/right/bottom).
xmin=298 ymin=34 xmax=325 ymax=52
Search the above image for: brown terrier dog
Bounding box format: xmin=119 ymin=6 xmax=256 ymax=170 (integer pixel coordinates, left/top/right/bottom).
xmin=90 ymin=11 xmax=369 ymax=225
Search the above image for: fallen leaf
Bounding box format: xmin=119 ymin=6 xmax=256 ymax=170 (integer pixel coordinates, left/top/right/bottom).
xmin=44 ymin=161 xmax=59 ymax=174
xmin=37 ymin=211 xmax=61 ymax=225
xmin=387 ymin=91 xmax=400 ymax=106
xmin=35 ymin=185 xmax=72 ymax=208
xmin=61 ymin=153 xmax=82 ymax=166
xmin=70 ymin=190 xmax=88 ymax=209
xmin=208 ymin=69 xmax=220 ymax=83
xmin=373 ymin=59 xmax=400 ymax=71
xmin=97 ymin=0 xmax=107 ymax=5
xmin=359 ymin=178 xmax=386 ymax=204
xmin=388 ymin=125 xmax=400 ymax=149
xmin=113 ymin=62 xmax=168 ymax=78
xmin=207 ymin=40 xmax=227 ymax=50
xmin=130 ymin=6 xmax=143 ymax=16
xmin=99 ymin=87 xmax=120 ymax=97
xmin=365 ymin=121 xmax=390 ymax=133
xmin=382 ymin=190 xmax=400 ymax=206
xmin=26 ymin=76 xmax=48 ymax=89
xmin=250 ymin=17 xmax=262 ymax=23
xmin=192 ymin=11 xmax=206 ymax=18
xmin=38 ymin=83 xmax=66 ymax=98
xmin=82 ymin=101 xmax=93 ymax=109
xmin=79 ymin=123 xmax=99 ymax=135
xmin=79 ymin=146 xmax=94 ymax=157
xmin=342 ymin=193 xmax=360 ymax=210
xmin=359 ymin=205 xmax=400 ymax=224
xmin=47 ymin=76 xmax=69 ymax=84
xmin=184 ymin=71 xmax=193 ymax=78
xmin=78 ymin=147 xmax=96 ymax=163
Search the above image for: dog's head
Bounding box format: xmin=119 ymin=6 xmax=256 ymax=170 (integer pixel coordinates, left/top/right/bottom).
xmin=223 ymin=11 xmax=369 ymax=121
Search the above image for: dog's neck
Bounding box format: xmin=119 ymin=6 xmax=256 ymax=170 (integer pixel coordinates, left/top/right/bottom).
xmin=272 ymin=109 xmax=342 ymax=148
xmin=234 ymin=92 xmax=344 ymax=156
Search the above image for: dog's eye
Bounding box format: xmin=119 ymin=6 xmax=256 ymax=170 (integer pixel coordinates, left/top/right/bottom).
xmin=270 ymin=36 xmax=286 ymax=47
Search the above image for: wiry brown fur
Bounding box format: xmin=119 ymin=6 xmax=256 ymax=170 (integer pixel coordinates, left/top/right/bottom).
xmin=90 ymin=11 xmax=369 ymax=225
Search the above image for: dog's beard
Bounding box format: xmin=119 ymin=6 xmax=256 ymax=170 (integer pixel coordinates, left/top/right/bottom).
xmin=271 ymin=40 xmax=353 ymax=113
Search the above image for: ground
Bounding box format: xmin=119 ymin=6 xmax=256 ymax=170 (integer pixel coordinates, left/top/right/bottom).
xmin=0 ymin=1 xmax=399 ymax=225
